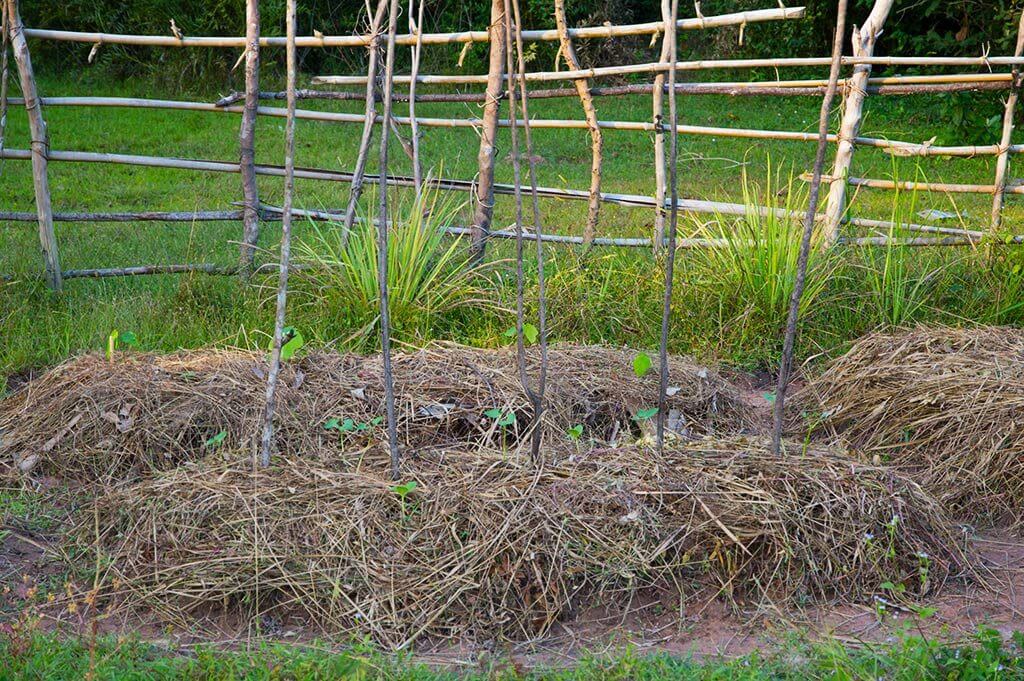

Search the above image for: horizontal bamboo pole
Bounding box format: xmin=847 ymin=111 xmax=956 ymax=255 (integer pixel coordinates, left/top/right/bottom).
xmin=0 ymin=209 xmax=244 ymax=221
xmin=0 ymin=147 xmax=975 ymax=239
xmin=817 ymin=174 xmax=1024 ymax=194
xmin=22 ymin=7 xmax=804 ymax=49
xmin=313 ymin=62 xmax=1023 ymax=88
xmin=214 ymin=79 xmax=1011 ymax=107
xmin=21 ymin=95 xmax=1012 ymax=157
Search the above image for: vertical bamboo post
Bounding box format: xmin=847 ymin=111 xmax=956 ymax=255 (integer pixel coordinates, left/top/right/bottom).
xmin=651 ymin=0 xmax=672 ymax=252
xmin=408 ymin=0 xmax=424 ymax=199
xmin=821 ymin=0 xmax=893 ymax=247
xmin=554 ymin=0 xmax=602 ymax=250
xmin=655 ymin=0 xmax=679 ymax=453
xmin=508 ymin=0 xmax=548 ymax=463
xmin=771 ymin=0 xmax=848 ymax=456
xmin=7 ymin=0 xmax=61 ymax=290
xmin=258 ymin=0 xmax=298 ymax=467
xmin=343 ymin=0 xmax=388 ymax=238
xmin=1 ymin=0 xmax=9 ymax=163
xmin=378 ymin=0 xmax=402 ymax=480
xmin=238 ymin=0 xmax=261 ymax=275
xmin=991 ymin=10 xmax=1024 ymax=235
xmin=469 ymin=0 xmax=507 ymax=264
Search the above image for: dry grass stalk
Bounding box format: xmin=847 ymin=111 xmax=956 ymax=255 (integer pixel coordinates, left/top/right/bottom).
xmin=794 ymin=326 xmax=1024 ymax=524
xmin=0 ymin=345 xmax=750 ymax=483
xmin=73 ymin=437 xmax=974 ymax=646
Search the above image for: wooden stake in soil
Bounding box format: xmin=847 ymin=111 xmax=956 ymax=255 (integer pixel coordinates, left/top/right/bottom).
xmin=408 ymin=0 xmax=425 ymax=199
xmin=507 ymin=0 xmax=548 ymax=463
xmin=237 ymin=0 xmax=261 ymax=276
xmin=1 ymin=0 xmax=10 ymax=171
xmin=343 ymin=0 xmax=388 ymax=239
xmin=258 ymin=0 xmax=298 ymax=468
xmin=770 ymin=0 xmax=849 ymax=456
xmin=822 ymin=0 xmax=893 ymax=247
xmin=6 ymin=0 xmax=61 ymax=289
xmin=469 ymin=0 xmax=508 ymax=263
xmin=655 ymin=0 xmax=679 ymax=453
xmin=991 ymin=10 xmax=1024 ymax=235
xmin=377 ymin=0 xmax=402 ymax=480
xmin=651 ymin=0 xmax=672 ymax=252
xmin=554 ymin=0 xmax=602 ymax=250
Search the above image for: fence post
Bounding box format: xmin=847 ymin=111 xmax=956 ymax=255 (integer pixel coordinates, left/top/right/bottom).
xmin=469 ymin=0 xmax=507 ymax=264
xmin=554 ymin=0 xmax=602 ymax=250
xmin=821 ymin=0 xmax=893 ymax=247
xmin=7 ymin=0 xmax=61 ymax=290
xmin=651 ymin=0 xmax=671 ymax=253
xmin=991 ymin=10 xmax=1024 ymax=236
xmin=238 ymin=0 xmax=261 ymax=276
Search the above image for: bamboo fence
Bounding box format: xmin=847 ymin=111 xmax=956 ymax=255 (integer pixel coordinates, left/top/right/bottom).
xmin=2 ymin=0 xmax=1024 ymax=291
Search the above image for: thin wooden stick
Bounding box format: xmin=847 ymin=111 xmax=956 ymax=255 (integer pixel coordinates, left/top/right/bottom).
xmin=1 ymin=0 xmax=9 ymax=172
xmin=344 ymin=0 xmax=388 ymax=239
xmin=377 ymin=0 xmax=402 ymax=480
xmin=771 ymin=0 xmax=847 ymax=456
xmin=214 ymin=78 xmax=1012 ymax=107
xmin=1 ymin=147 xmax=987 ymax=238
xmin=554 ymin=0 xmax=601 ymax=250
xmin=258 ymin=0 xmax=298 ymax=469
xmin=237 ymin=0 xmax=261 ymax=276
xmin=7 ymin=0 xmax=61 ymax=289
xmin=656 ymin=0 xmax=679 ymax=455
xmin=313 ymin=58 xmax=1024 ymax=88
xmin=34 ymin=94 xmax=1013 ymax=156
xmin=408 ymin=0 xmax=424 ymax=199
xmin=510 ymin=0 xmax=547 ymax=463
xmin=22 ymin=7 xmax=805 ymax=48
xmin=822 ymin=0 xmax=894 ymax=246
xmin=0 ymin=209 xmax=244 ymax=221
xmin=651 ymin=0 xmax=671 ymax=252
xmin=814 ymin=174 xmax=1024 ymax=195
xmin=991 ymin=10 xmax=1024 ymax=234
xmin=470 ymin=0 xmax=507 ymax=263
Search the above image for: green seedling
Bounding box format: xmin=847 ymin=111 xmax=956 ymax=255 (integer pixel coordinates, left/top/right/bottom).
xmin=324 ymin=415 xmax=384 ymax=435
xmin=633 ymin=352 xmax=652 ymax=378
xmin=567 ymin=424 xmax=584 ymax=440
xmin=268 ymin=326 xmax=305 ymax=361
xmin=484 ymin=408 xmax=516 ymax=427
xmin=633 ymin=407 xmax=658 ymax=421
xmin=392 ymin=480 xmax=418 ymax=518
xmin=106 ymin=329 xmax=139 ymax=361
xmin=205 ymin=431 xmax=227 ymax=449
xmin=502 ymin=323 xmax=538 ymax=345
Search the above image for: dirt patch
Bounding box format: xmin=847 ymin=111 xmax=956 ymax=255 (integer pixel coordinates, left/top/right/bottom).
xmin=0 ymin=344 xmax=751 ymax=485
xmin=793 ymin=325 xmax=1024 ymax=525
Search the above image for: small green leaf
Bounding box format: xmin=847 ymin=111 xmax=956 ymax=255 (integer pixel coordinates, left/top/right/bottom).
xmin=502 ymin=327 xmax=517 ymax=338
xmin=762 ymin=392 xmax=777 ymax=404
xmin=281 ymin=327 xmax=305 ymax=360
xmin=393 ymin=480 xmax=418 ymax=498
xmin=205 ymin=430 xmax=227 ymax=448
xmin=567 ymin=424 xmax=584 ymax=440
xmin=496 ymin=412 xmax=516 ymax=427
xmin=484 ymin=408 xmax=504 ymax=419
xmin=323 ymin=417 xmax=341 ymax=430
xmin=340 ymin=418 xmax=357 ymax=432
xmin=633 ymin=352 xmax=652 ymax=378
xmin=369 ymin=416 xmax=384 ymax=427
xmin=119 ymin=331 xmax=139 ymax=347
xmin=633 ymin=407 xmax=658 ymax=421
xmin=523 ymin=323 xmax=538 ymax=345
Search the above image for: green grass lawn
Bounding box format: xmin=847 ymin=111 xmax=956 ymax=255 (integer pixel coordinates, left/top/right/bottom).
xmin=2 ymin=629 xmax=1023 ymax=680
xmin=1 ymin=72 xmax=1023 ymax=382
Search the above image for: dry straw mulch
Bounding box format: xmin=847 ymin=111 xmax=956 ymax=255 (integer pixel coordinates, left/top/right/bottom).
xmin=794 ymin=325 xmax=1024 ymax=523
xmin=77 ymin=437 xmax=975 ymax=647
xmin=0 ymin=345 xmax=750 ymax=484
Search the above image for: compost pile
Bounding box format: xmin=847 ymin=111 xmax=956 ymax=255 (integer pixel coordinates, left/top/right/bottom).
xmin=76 ymin=437 xmax=973 ymax=646
xmin=0 ymin=345 xmax=750 ymax=483
xmin=795 ymin=326 xmax=1024 ymax=523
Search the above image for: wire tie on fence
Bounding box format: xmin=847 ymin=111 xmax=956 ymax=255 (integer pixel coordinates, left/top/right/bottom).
xmin=981 ymin=43 xmax=992 ymax=73
xmin=738 ymin=21 xmax=746 ymax=47
xmin=88 ymin=41 xmax=102 ymax=64
xmin=694 ymin=1 xmax=706 ymax=29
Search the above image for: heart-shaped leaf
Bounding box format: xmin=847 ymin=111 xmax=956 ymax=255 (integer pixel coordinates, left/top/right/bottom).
xmin=633 ymin=352 xmax=652 ymax=378
xmin=633 ymin=407 xmax=659 ymax=421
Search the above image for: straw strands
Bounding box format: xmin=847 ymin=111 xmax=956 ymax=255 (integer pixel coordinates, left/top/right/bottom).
xmin=0 ymin=346 xmax=750 ymax=483
xmin=795 ymin=326 xmax=1024 ymax=524
xmin=70 ymin=436 xmax=975 ymax=646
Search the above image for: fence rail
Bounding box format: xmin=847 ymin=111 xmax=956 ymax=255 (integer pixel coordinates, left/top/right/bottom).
xmin=3 ymin=0 xmax=1024 ymax=291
